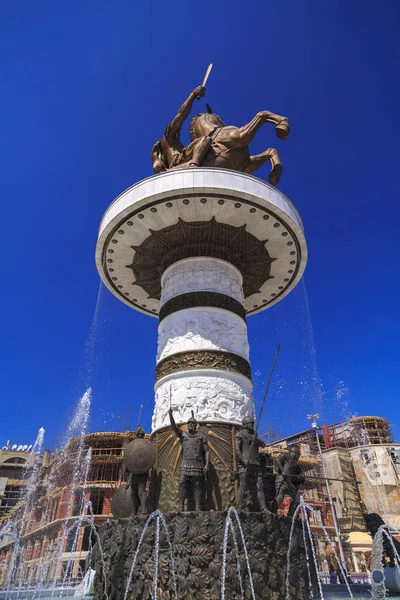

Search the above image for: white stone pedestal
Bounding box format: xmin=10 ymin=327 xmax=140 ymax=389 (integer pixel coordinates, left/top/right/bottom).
xmin=153 ymin=257 xmax=253 ymax=430
xmin=96 ymin=168 xmax=307 ymax=433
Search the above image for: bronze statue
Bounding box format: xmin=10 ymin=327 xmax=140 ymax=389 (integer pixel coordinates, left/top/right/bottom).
xmin=169 ymin=409 xmax=210 ymax=512
xmin=188 ymin=108 xmax=289 ymax=185
xmin=151 ymin=85 xmax=213 ymax=173
xmin=151 ymin=74 xmax=290 ymax=186
xmin=274 ymin=445 xmax=305 ymax=516
xmin=235 ymin=415 xmax=269 ymax=511
xmin=123 ymin=426 xmax=155 ymax=515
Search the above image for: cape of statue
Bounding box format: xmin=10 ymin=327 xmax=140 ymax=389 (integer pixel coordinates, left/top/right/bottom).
xmin=151 ymin=79 xmax=290 ymax=186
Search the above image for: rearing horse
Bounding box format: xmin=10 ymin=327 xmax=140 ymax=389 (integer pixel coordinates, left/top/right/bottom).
xmin=187 ymin=109 xmax=290 ymax=186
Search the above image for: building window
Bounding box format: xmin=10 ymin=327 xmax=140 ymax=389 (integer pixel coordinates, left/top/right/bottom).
xmin=78 ymin=559 xmax=87 ymax=579
xmin=65 ymin=528 xmax=78 ymax=553
xmin=81 ymin=525 xmax=98 ymax=552
xmin=73 ymin=489 xmax=85 ymax=516
xmin=62 ymin=560 xmax=73 ymax=580
xmin=89 ymin=489 xmax=105 ymax=515
xmin=52 ymin=500 xmax=59 ymax=521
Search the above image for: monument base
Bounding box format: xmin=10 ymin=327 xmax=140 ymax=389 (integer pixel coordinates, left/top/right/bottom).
xmin=92 ymin=511 xmax=312 ymax=600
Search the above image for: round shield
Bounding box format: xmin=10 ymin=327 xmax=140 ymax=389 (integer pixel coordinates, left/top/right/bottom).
xmin=123 ymin=438 xmax=156 ymax=474
xmin=111 ymin=487 xmax=134 ymax=519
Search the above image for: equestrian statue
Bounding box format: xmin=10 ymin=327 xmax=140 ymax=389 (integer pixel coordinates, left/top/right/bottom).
xmin=151 ymin=65 xmax=290 ymax=186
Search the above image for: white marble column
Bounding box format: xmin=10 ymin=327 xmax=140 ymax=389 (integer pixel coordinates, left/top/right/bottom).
xmin=152 ymin=257 xmax=255 ymax=432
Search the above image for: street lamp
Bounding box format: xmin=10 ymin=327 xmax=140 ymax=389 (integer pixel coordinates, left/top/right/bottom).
xmin=307 ymin=414 xmax=347 ymax=572
xmin=307 ymin=414 xmax=320 ymax=429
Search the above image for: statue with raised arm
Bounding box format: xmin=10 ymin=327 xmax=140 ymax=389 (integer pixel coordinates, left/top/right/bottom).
xmin=151 ymin=85 xmax=213 ymax=174
xmin=235 ymin=415 xmax=269 ymax=511
xmin=274 ymin=445 xmax=304 ymax=516
xmin=151 ymin=66 xmax=291 ymax=186
xmin=169 ymin=408 xmax=210 ymax=512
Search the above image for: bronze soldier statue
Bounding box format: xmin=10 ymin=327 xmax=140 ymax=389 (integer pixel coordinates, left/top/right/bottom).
xmin=124 ymin=426 xmax=152 ymax=515
xmin=169 ymin=409 xmax=210 ymax=512
xmin=274 ymin=445 xmax=305 ymax=516
xmin=151 ymin=85 xmax=213 ymax=174
xmin=110 ymin=425 xmax=155 ymax=518
xmin=235 ymin=415 xmax=269 ymax=511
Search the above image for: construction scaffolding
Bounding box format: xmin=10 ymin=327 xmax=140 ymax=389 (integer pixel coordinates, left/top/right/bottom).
xmin=322 ymin=416 xmax=394 ymax=449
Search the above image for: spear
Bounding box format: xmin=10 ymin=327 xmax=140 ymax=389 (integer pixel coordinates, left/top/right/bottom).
xmin=238 ymin=343 xmax=281 ymax=508
xmin=255 ymin=343 xmax=280 ymax=435
xmin=262 ymin=472 xmax=361 ymax=484
xmin=136 ymin=404 xmax=143 ymax=429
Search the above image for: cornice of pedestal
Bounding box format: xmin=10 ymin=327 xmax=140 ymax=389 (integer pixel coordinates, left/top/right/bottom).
xmin=95 ymin=168 xmax=307 ymax=317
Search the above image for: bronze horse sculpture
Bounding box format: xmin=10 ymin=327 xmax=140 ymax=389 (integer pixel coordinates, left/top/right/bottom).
xmin=151 ymin=85 xmax=290 ymax=186
xmin=188 ymin=109 xmax=289 ymax=185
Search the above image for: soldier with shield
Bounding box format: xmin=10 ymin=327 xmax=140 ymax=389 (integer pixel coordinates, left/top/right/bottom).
xmin=124 ymin=426 xmax=151 ymax=515
xmin=111 ymin=426 xmax=155 ymax=518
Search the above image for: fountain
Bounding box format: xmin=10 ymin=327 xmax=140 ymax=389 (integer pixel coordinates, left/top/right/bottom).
xmin=4 ymin=74 xmax=394 ymax=600
xmin=0 ymin=502 xmax=106 ymax=599
xmin=287 ymin=498 xmax=356 ymax=600
xmin=0 ymin=392 xmax=97 ymax=599
xmin=367 ymin=515 xmax=400 ymax=599
xmin=220 ymin=507 xmax=255 ymax=600
xmin=91 ymin=79 xmax=313 ymax=599
xmin=121 ymin=510 xmax=177 ymax=600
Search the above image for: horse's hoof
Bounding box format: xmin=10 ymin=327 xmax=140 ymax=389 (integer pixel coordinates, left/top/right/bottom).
xmin=276 ymin=119 xmax=290 ymax=140
xmin=269 ymin=164 xmax=283 ymax=186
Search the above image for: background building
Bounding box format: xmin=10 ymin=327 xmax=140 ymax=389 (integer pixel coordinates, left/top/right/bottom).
xmin=0 ymin=442 xmax=49 ymax=519
xmin=0 ymin=431 xmax=136 ymax=588
xmin=322 ymin=416 xmax=400 ymax=529
xmin=268 ymin=415 xmax=400 ymax=580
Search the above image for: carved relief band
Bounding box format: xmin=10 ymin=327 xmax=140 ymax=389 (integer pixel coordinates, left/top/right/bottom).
xmin=155 ymin=349 xmax=251 ymax=382
xmin=152 ymin=369 xmax=254 ymax=431
xmin=157 ymin=307 xmax=250 ymax=362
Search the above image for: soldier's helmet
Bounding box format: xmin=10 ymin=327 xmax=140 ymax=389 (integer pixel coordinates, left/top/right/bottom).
xmin=136 ymin=426 xmax=145 ymax=437
xmin=242 ymin=415 xmax=255 ymax=426
xmin=187 ymin=415 xmax=198 ymax=425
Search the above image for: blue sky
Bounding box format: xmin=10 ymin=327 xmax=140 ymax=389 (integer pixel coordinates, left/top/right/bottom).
xmin=1 ymin=0 xmax=399 ymax=449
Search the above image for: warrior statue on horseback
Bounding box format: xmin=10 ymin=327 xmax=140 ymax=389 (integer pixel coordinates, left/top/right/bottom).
xmin=151 ymin=65 xmax=290 ymax=186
